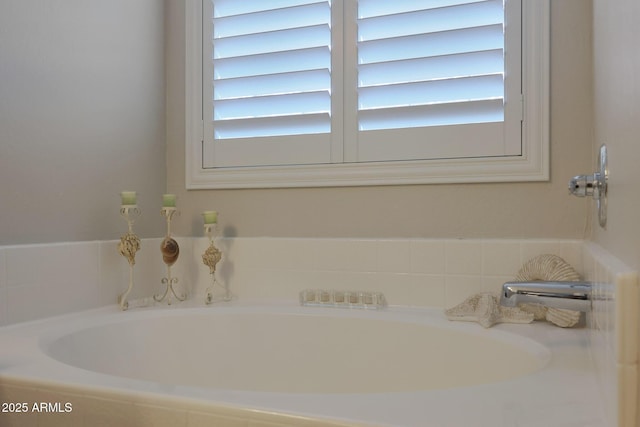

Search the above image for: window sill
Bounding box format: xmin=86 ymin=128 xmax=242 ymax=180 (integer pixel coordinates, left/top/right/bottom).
xmin=186 ymin=151 xmax=549 ymax=189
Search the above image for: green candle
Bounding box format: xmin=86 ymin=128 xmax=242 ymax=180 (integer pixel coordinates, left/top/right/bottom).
xmin=121 ymin=191 xmax=137 ymax=206
xmin=203 ymin=211 xmax=218 ymax=224
xmin=162 ymin=194 xmax=176 ymax=208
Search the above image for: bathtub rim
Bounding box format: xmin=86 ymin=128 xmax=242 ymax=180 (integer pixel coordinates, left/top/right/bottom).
xmin=35 ymin=303 xmax=553 ymax=394
xmin=0 ymin=301 xmax=606 ymax=427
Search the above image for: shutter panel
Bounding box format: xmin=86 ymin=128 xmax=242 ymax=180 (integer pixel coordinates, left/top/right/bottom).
xmin=354 ymin=0 xmax=521 ymax=162
xmin=203 ymin=0 xmax=333 ymax=168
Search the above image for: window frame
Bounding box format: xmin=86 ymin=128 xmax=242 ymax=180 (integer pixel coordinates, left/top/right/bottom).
xmin=186 ymin=0 xmax=550 ymax=189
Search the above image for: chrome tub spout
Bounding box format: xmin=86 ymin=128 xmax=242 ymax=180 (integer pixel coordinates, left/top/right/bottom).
xmin=500 ymin=281 xmax=592 ymax=312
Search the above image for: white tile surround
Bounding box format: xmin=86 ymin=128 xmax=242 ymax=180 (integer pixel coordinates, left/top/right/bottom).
xmin=583 ymin=242 xmax=639 ymax=427
xmin=0 ymin=237 xmax=637 ymax=427
xmin=0 ymin=237 xmax=586 ymax=325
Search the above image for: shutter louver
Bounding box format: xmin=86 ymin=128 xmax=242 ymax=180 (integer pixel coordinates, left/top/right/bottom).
xmin=211 ymin=0 xmax=332 ymax=140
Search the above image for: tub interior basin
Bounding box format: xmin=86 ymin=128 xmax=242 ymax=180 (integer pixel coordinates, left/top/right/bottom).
xmin=42 ymin=310 xmax=550 ymax=394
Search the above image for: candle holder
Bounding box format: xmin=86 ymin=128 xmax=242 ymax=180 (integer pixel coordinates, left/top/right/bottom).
xmin=202 ymin=222 xmax=231 ymax=304
xmin=154 ymin=207 xmax=186 ymax=304
xmin=117 ymin=205 xmax=141 ymax=311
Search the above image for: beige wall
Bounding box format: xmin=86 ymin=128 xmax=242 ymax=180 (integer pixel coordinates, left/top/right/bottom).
xmin=591 ymin=2 xmax=640 ymax=422
xmin=0 ymin=1 xmax=598 ymax=244
xmin=0 ymin=0 xmax=166 ymax=244
xmin=591 ymin=0 xmax=640 ymax=273
xmin=167 ymin=0 xmax=595 ymax=240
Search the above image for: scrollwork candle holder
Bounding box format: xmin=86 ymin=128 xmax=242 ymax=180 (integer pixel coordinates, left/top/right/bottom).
xmin=202 ymin=220 xmax=231 ymax=304
xmin=117 ymin=205 xmax=141 ymax=311
xmin=154 ymin=206 xmax=186 ymax=304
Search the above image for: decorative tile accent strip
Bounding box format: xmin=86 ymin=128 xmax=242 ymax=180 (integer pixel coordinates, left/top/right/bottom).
xmin=300 ymin=289 xmax=386 ymax=310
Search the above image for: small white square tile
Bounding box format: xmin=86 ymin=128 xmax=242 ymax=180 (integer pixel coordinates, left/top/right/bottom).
xmin=268 ymin=238 xmax=318 ymax=271
xmin=614 ymin=271 xmax=638 ymax=364
xmin=242 ymin=268 xmax=316 ymax=300
xmin=66 ymin=242 xmax=101 ymax=311
xmin=228 ymin=238 xmax=294 ymax=270
xmin=410 ymin=239 xmax=445 ymax=274
xmin=5 ymin=283 xmax=39 ymax=323
xmin=360 ymin=272 xmax=412 ymax=306
xmin=310 ymin=270 xmax=380 ymax=293
xmin=376 ymin=239 xmax=411 ymax=273
xmin=99 ymin=240 xmax=129 ymax=306
xmin=481 ymin=275 xmax=513 ymax=294
xmin=313 ymin=238 xmax=378 ymax=272
xmin=219 ymin=237 xmax=257 ymax=268
xmin=520 ymin=239 xmax=560 ymax=262
xmin=5 ymin=242 xmax=100 ymax=324
xmin=6 ymin=241 xmax=99 ymax=287
xmin=581 ymin=246 xmax=596 ymax=283
xmin=225 ymin=237 xmax=319 ymax=271
xmin=445 ymin=240 xmax=482 ymax=275
xmin=405 ymin=274 xmax=446 ymax=308
xmin=444 ymin=275 xmax=484 ymax=308
xmin=557 ymin=240 xmax=585 ymax=276
xmin=219 ymin=267 xmax=261 ymax=301
xmin=5 ymin=243 xmax=68 ymax=287
xmin=6 ymin=280 xmax=95 ymax=324
xmin=482 ymin=240 xmax=522 ymax=276
xmin=4 ymin=244 xmax=41 ymax=287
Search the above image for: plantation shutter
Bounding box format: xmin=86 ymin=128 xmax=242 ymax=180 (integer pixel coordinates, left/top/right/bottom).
xmin=202 ymin=0 xmax=522 ymax=170
xmin=353 ymin=0 xmax=522 ymax=162
xmin=202 ymin=0 xmax=335 ymax=168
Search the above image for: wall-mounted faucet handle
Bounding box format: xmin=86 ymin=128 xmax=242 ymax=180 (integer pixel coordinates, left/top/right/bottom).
xmin=569 ymin=173 xmax=600 ymax=198
xmin=567 ymin=144 xmax=608 ymax=228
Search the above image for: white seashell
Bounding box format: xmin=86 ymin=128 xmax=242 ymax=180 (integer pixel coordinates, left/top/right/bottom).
xmin=546 ymin=308 xmax=581 ymax=328
xmin=515 ymin=254 xmax=580 ymax=282
xmin=445 ymin=293 xmax=534 ymax=328
xmin=515 ymin=254 xmax=582 ymax=328
xmin=518 ymin=303 xmax=548 ymax=321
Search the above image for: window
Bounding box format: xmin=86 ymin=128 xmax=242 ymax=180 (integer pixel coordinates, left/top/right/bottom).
xmin=186 ymin=0 xmax=549 ymax=189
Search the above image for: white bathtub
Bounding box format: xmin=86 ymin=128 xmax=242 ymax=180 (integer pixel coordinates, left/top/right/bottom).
xmin=0 ymin=302 xmax=607 ymax=427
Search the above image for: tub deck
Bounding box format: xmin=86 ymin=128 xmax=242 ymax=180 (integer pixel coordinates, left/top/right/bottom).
xmin=0 ymin=302 xmax=607 ymax=427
